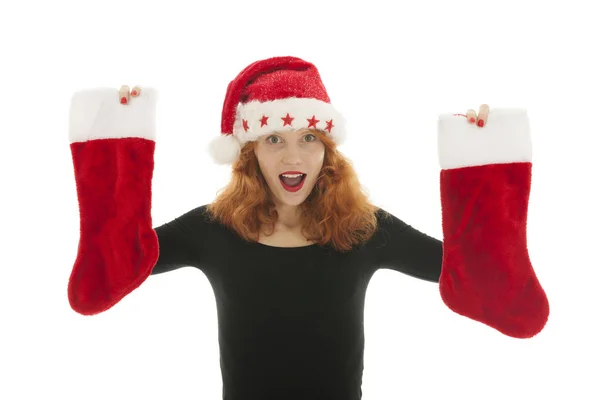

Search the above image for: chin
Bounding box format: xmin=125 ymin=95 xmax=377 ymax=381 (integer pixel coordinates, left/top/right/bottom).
xmin=273 ymin=188 xmax=309 ymax=205
xmin=278 ymin=196 xmax=309 ymax=207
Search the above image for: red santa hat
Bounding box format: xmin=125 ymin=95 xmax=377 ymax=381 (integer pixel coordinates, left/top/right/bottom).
xmin=208 ymin=56 xmax=346 ymax=165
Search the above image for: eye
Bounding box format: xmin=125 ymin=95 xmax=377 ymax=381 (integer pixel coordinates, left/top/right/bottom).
xmin=267 ymin=136 xmax=280 ymax=144
xmin=304 ymin=134 xmax=317 ymax=142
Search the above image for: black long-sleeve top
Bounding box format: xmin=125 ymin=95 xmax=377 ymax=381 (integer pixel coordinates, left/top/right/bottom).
xmin=151 ymin=205 xmax=442 ymax=400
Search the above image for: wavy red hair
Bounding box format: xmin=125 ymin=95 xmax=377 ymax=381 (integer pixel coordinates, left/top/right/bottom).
xmin=206 ymin=129 xmax=380 ymax=252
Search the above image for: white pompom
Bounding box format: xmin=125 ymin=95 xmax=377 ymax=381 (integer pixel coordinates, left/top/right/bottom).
xmin=208 ymin=134 xmax=242 ymax=165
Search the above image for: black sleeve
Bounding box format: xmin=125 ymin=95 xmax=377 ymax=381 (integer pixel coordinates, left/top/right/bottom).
xmin=373 ymin=209 xmax=443 ymax=283
xmin=151 ymin=208 xmax=204 ymax=275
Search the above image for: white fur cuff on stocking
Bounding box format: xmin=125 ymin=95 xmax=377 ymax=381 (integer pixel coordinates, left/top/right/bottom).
xmin=69 ymin=87 xmax=158 ymax=143
xmin=437 ymin=108 xmax=532 ymax=169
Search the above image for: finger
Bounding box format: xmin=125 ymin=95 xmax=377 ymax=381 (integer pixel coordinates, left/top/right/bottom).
xmin=131 ymin=85 xmax=141 ymax=97
xmin=466 ymin=109 xmax=477 ymax=124
xmin=477 ymin=104 xmax=489 ymax=127
xmin=119 ymin=85 xmax=130 ymax=105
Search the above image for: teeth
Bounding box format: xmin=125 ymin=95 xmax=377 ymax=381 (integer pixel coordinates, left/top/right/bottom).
xmin=281 ymin=174 xmax=303 ymax=178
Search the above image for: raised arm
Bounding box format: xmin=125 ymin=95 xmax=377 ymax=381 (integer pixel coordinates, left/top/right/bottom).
xmin=151 ymin=209 xmax=205 ymax=275
xmin=373 ymin=209 xmax=443 ymax=283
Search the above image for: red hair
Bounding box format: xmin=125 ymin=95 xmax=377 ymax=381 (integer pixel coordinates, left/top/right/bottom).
xmin=206 ymin=130 xmax=379 ymax=252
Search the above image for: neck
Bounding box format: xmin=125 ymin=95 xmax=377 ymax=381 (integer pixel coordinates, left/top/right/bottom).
xmin=274 ymin=203 xmax=302 ymax=230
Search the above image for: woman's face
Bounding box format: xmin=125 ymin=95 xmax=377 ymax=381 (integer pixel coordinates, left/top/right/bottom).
xmin=254 ymin=129 xmax=325 ymax=208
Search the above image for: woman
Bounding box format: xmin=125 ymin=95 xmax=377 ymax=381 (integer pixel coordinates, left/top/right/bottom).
xmin=67 ymin=56 xmax=548 ymax=399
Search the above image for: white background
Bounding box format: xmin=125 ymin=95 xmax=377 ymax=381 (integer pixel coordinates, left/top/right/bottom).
xmin=1 ymin=0 xmax=599 ymax=399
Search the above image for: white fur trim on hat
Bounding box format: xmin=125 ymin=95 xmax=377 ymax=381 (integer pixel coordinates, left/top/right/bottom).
xmin=69 ymin=87 xmax=158 ymax=143
xmin=437 ymin=108 xmax=532 ymax=169
xmin=208 ymin=133 xmax=242 ymax=165
xmin=233 ymin=97 xmax=346 ymax=146
xmin=209 ymin=97 xmax=347 ymax=165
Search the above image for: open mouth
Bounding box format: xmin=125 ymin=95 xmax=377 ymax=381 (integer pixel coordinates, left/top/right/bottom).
xmin=279 ymin=173 xmax=307 ymax=192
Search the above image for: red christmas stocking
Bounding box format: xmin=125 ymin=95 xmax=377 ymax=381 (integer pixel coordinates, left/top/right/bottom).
xmin=67 ymin=88 xmax=159 ymax=315
xmin=437 ymin=109 xmax=549 ymax=338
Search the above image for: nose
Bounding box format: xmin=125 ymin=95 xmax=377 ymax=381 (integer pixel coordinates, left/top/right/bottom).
xmin=281 ymin=143 xmax=303 ymax=165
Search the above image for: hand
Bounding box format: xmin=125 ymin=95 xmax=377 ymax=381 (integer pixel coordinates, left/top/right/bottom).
xmin=118 ymin=85 xmax=142 ymax=105
xmin=454 ymin=104 xmax=489 ymax=127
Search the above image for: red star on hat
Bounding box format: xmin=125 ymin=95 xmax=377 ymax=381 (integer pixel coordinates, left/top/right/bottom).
xmin=282 ymin=113 xmax=294 ymax=126
xmin=325 ymin=119 xmax=334 ymax=133
xmin=307 ymin=115 xmax=320 ymax=128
